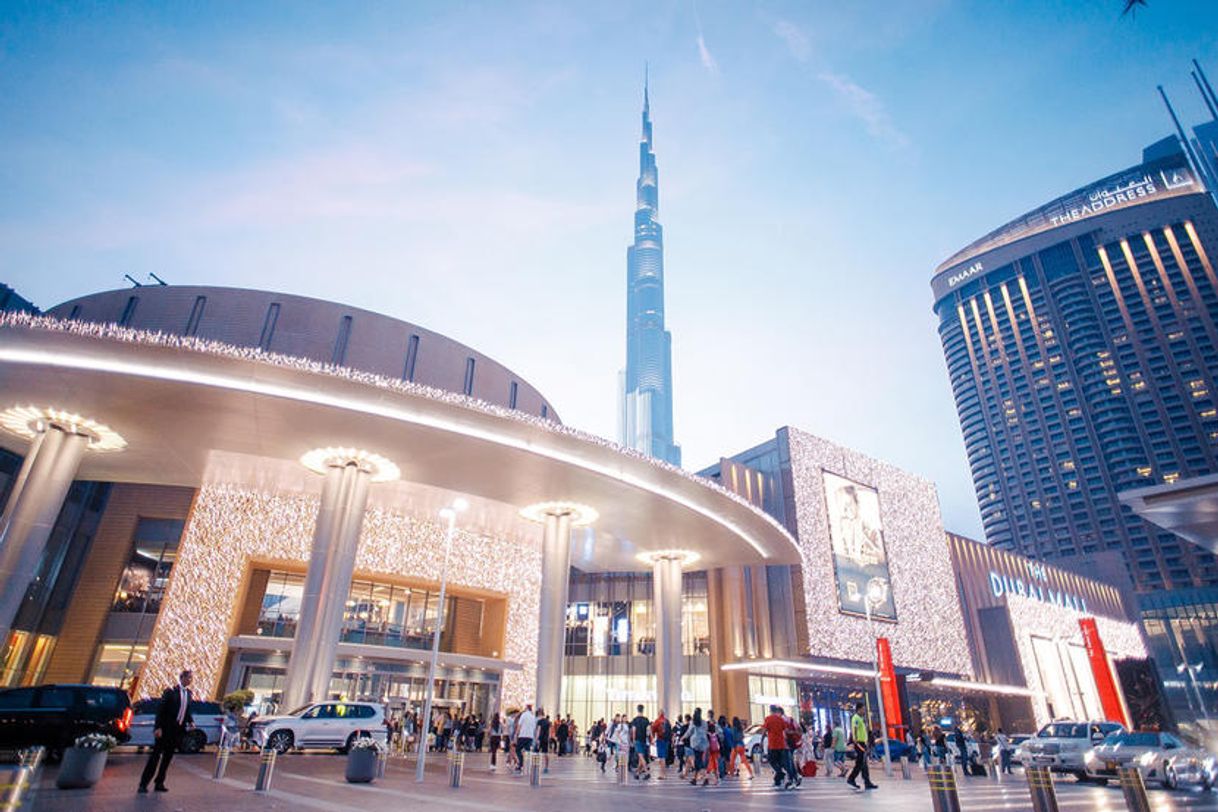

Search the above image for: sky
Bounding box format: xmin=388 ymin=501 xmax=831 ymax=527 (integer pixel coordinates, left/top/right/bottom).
xmin=1 ymin=0 xmax=1216 ymax=536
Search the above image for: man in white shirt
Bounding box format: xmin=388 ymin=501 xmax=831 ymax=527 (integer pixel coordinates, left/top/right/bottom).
xmin=514 ymin=703 xmax=537 ymax=772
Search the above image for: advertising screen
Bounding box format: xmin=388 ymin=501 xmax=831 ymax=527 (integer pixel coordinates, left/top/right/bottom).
xmin=823 ymin=471 xmax=896 ymax=621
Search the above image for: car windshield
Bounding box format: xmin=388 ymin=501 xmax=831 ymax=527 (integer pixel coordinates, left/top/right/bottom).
xmin=1038 ymin=723 xmax=1087 ymax=738
xmin=1104 ymin=733 xmax=1160 ymax=747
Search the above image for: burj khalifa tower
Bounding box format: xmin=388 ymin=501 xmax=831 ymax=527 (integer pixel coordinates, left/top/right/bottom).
xmin=619 ymin=74 xmax=681 ymax=467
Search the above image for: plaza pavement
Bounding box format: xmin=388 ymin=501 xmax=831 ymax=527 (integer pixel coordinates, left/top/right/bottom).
xmin=23 ymin=749 xmax=1218 ymax=811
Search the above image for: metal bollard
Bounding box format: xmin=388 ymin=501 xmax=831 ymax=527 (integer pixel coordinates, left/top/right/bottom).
xmin=1118 ymin=767 xmax=1152 ymax=812
xmin=17 ymin=747 xmax=43 ymax=771
xmin=1025 ymin=765 xmax=1060 ymax=812
xmin=901 ymin=758 xmax=912 ymax=780
xmin=528 ymin=751 xmax=542 ymax=787
xmin=927 ymin=765 xmax=962 ymax=812
xmin=376 ymin=749 xmax=388 ymax=779
xmin=255 ymin=748 xmax=277 ymax=792
xmin=617 ymin=753 xmax=629 ymax=784
xmin=213 ymin=746 xmax=231 ymax=780
xmin=448 ymin=750 xmax=464 ymax=788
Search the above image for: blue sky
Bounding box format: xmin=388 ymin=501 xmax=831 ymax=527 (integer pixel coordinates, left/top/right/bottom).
xmin=2 ymin=0 xmax=1216 ymax=535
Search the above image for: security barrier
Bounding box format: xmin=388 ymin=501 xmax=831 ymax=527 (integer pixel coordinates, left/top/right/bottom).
xmin=254 ymin=748 xmax=277 ymax=792
xmin=1025 ymin=765 xmax=1060 ymax=812
xmin=528 ymin=751 xmax=542 ymax=787
xmin=376 ymin=749 xmax=388 ymax=779
xmin=1118 ymin=767 xmax=1152 ymax=812
xmin=212 ymin=746 xmax=231 ymax=780
xmin=448 ymin=750 xmax=464 ymax=788
xmin=901 ymin=758 xmax=912 ymax=780
xmin=616 ymin=754 xmax=628 ymax=784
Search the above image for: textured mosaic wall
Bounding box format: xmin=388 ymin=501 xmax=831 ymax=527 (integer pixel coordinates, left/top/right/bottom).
xmin=1006 ymin=594 xmax=1147 ymax=726
xmin=141 ymin=484 xmax=541 ymax=707
xmin=784 ymin=427 xmax=975 ymax=676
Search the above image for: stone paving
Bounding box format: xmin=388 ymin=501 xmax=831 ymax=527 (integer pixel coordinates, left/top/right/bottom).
xmin=21 ymin=749 xmax=1218 ymax=811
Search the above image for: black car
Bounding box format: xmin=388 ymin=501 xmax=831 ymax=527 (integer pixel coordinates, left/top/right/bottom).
xmin=0 ymin=684 xmax=132 ymax=760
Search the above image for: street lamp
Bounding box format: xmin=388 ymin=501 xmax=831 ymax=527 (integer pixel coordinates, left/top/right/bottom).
xmin=415 ymin=497 xmax=468 ymax=782
xmin=1178 ymin=662 xmax=1212 ymax=729
xmin=864 ymin=577 xmax=893 ymax=777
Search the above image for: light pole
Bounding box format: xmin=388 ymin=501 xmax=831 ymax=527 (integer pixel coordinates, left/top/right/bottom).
xmin=1178 ymin=662 xmax=1212 ymax=730
xmin=415 ymin=497 xmax=468 ymax=782
xmin=864 ymin=577 xmax=893 ymax=777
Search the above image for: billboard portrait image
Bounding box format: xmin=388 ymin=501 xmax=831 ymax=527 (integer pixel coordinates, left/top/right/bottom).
xmin=822 ymin=471 xmax=896 ymax=621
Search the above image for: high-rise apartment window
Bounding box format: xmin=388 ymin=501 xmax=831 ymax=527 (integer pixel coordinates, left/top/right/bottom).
xmin=259 ymin=303 xmax=281 ymax=351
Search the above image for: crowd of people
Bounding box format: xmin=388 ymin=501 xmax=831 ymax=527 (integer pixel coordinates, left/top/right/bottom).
xmin=384 ymin=701 xmax=1018 ymax=793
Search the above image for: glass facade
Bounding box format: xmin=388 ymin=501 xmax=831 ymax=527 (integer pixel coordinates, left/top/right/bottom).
xmin=1139 ymin=587 xmax=1218 ymax=732
xmin=90 ymin=517 xmax=184 ymax=690
xmin=561 ymin=571 xmax=711 ymax=729
xmin=254 ymin=570 xmax=465 ymax=652
xmin=934 ymin=201 xmax=1218 ymax=593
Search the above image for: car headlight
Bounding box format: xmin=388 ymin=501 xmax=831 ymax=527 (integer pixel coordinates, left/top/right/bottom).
xmin=1139 ymin=753 xmax=1156 ymax=767
xmin=1084 ymin=751 xmax=1097 ymax=765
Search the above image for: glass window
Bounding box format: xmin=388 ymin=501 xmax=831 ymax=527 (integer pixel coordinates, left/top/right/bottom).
xmin=257 ymin=572 xmax=305 ymax=638
xmin=0 ymin=688 xmax=36 ymax=709
xmin=90 ymin=642 xmax=147 ymax=689
xmin=38 ymin=687 xmax=74 ymax=708
xmin=111 ymin=519 xmax=183 ymax=614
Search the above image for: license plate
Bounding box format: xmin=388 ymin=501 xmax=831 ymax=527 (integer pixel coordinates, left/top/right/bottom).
xmin=1034 ymin=756 xmax=1053 ymax=764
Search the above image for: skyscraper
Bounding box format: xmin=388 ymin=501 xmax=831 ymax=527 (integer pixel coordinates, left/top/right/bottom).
xmin=619 ymin=75 xmax=681 ymax=466
xmin=931 ymin=138 xmax=1218 ymax=593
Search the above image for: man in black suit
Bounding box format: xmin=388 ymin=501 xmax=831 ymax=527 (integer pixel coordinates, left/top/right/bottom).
xmin=138 ymin=669 xmax=195 ymax=793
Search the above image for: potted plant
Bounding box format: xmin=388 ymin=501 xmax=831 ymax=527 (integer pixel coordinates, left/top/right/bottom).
xmin=345 ymin=734 xmax=383 ymax=783
xmin=56 ymin=733 xmax=117 ymax=789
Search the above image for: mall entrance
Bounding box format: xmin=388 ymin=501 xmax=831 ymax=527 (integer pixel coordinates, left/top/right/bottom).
xmin=227 ymin=650 xmax=501 ymax=720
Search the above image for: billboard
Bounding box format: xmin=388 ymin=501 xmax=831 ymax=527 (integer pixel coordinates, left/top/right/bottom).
xmin=823 ymin=471 xmax=896 ymax=620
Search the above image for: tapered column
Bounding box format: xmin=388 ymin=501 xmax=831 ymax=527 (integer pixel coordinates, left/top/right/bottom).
xmin=535 ymin=511 xmax=572 ymax=715
xmin=282 ymin=448 xmax=397 ymax=711
xmin=0 ymin=408 xmax=124 ymax=644
xmin=652 ymin=553 xmax=685 ymax=719
xmin=521 ymin=501 xmax=597 ymax=718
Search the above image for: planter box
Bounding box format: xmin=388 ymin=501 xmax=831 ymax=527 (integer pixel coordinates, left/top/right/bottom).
xmin=345 ymin=748 xmax=378 ymax=783
xmin=56 ymin=747 xmax=108 ymax=789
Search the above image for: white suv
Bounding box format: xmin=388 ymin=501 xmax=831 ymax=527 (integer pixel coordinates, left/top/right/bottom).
xmin=1017 ymin=720 xmax=1125 ymax=780
xmin=250 ymin=701 xmax=386 ymax=754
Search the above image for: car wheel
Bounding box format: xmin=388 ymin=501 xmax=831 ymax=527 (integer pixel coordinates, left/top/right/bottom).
xmin=1162 ymin=764 xmax=1178 ymax=790
xmin=179 ymin=730 xmax=207 ymax=754
xmin=267 ymin=730 xmax=294 ymax=754
xmin=751 ymin=745 xmax=761 ymax=760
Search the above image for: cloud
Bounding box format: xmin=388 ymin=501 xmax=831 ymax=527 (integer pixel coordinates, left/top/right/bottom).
xmin=818 ymin=71 xmax=909 ymax=148
xmin=696 ymin=34 xmax=718 ymax=75
xmin=773 ymin=20 xmax=811 ymax=62
xmin=692 ymin=1 xmax=718 ymax=75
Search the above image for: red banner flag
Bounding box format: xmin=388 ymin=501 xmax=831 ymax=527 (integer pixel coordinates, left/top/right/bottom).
xmin=1078 ymin=617 xmax=1128 ymax=728
xmin=876 ymin=637 xmax=904 ymax=738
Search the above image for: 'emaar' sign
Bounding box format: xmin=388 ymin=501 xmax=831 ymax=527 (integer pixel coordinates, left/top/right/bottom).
xmin=989 ymin=561 xmax=1089 ymax=614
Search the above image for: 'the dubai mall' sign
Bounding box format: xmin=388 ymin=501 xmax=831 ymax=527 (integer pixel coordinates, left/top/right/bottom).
xmin=989 ymin=560 xmax=1089 ymax=614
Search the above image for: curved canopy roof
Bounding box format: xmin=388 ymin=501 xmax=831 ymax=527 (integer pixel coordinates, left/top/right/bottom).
xmin=0 ymin=314 xmax=800 ymax=572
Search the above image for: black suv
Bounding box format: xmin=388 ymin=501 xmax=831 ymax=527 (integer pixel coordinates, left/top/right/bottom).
xmin=0 ymin=684 xmax=132 ymax=760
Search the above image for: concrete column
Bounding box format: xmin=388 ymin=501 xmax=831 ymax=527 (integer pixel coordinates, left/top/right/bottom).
xmin=0 ymin=425 xmax=91 ymax=641
xmin=535 ymin=511 xmax=573 ymax=716
xmin=652 ymin=554 xmax=685 ymax=720
xmin=282 ymin=461 xmax=373 ymax=710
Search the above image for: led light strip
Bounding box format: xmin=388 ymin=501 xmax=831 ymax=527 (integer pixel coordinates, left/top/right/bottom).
xmin=720 ymin=659 xmax=878 ymax=679
xmin=0 ymin=342 xmax=793 ymax=561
